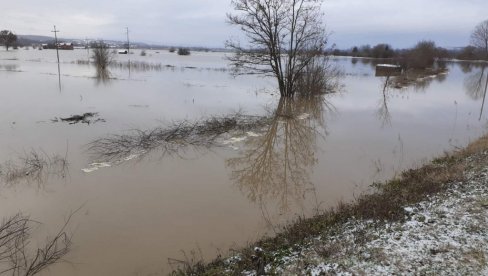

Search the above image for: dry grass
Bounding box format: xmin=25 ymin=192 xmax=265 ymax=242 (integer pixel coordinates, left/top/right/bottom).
xmin=168 ymin=250 xmax=208 ymax=276
xmin=110 ymin=60 xmax=163 ymax=71
xmin=180 ymin=134 xmax=488 ymax=275
xmin=74 ymin=59 xmax=229 ymax=73
xmin=463 ymin=135 xmax=488 ymax=155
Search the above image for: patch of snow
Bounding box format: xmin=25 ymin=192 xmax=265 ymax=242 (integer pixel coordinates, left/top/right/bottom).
xmin=404 ymin=207 xmax=414 ymax=213
xmin=377 ymin=64 xmax=401 ymax=68
xmin=222 ymin=136 xmax=247 ymax=144
xmin=247 ymin=131 xmax=261 ymax=137
xmin=123 ymin=154 xmax=139 ymax=161
xmin=82 ymin=162 xmax=111 ymax=173
xmin=297 ymin=113 xmax=310 ymax=120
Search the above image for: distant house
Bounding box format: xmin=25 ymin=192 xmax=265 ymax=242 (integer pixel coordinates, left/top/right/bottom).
xmin=42 ymin=42 xmax=74 ymax=50
xmin=375 ymin=64 xmax=402 ymax=77
xmin=58 ymin=43 xmax=74 ymax=50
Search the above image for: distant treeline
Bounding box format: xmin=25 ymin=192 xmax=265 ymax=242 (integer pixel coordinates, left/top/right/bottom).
xmin=332 ymin=41 xmax=487 ymax=64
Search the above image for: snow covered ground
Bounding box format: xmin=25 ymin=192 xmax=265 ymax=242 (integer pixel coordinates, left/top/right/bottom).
xmin=236 ymin=166 xmax=488 ymax=275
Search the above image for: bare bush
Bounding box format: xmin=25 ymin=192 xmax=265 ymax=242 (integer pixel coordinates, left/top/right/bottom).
xmin=87 ymin=113 xmax=271 ymax=162
xmin=0 ymin=149 xmax=68 ymax=188
xmin=457 ymin=46 xmax=483 ymax=61
xmin=177 ymin=48 xmax=190 ymax=56
xmin=0 ymin=212 xmax=74 ymax=276
xmin=295 ymin=57 xmax=343 ymax=96
xmin=91 ymin=42 xmax=113 ymax=71
xmin=404 ymin=40 xmax=437 ymax=69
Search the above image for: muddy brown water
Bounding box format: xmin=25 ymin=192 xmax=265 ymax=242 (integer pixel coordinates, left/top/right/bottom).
xmin=0 ymin=49 xmax=487 ymax=275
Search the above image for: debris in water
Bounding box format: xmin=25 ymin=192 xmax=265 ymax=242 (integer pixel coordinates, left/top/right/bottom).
xmin=52 ymin=112 xmax=105 ymax=125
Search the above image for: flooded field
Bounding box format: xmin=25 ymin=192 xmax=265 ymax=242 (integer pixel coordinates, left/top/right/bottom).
xmin=0 ymin=49 xmax=487 ymax=275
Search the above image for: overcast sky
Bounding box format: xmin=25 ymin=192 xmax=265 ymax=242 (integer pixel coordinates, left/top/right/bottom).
xmin=1 ymin=0 xmax=487 ymax=49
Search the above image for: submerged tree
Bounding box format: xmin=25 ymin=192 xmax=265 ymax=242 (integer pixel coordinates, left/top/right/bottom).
xmin=177 ymin=48 xmax=190 ymax=56
xmin=91 ymin=41 xmax=113 ymax=71
xmin=471 ymin=20 xmax=488 ymax=60
xmin=0 ymin=30 xmax=17 ymax=51
xmin=91 ymin=41 xmax=113 ymax=84
xmin=227 ymin=0 xmax=328 ymax=97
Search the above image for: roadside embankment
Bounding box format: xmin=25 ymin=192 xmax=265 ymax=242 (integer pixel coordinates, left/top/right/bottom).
xmin=172 ymin=135 xmax=488 ymax=275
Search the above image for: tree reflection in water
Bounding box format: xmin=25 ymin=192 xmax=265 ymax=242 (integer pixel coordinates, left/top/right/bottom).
xmin=226 ymin=95 xmax=330 ymax=213
xmin=377 ymin=76 xmax=393 ymax=127
xmin=376 ymin=66 xmax=449 ymax=127
xmin=95 ymin=67 xmax=111 ymax=85
xmin=463 ymin=65 xmax=488 ymax=120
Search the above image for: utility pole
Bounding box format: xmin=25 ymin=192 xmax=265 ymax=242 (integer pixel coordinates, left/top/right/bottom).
xmin=52 ymin=25 xmax=61 ymax=66
xmin=52 ymin=25 xmax=61 ymax=90
xmin=85 ymin=37 xmax=90 ymax=60
xmin=126 ymin=27 xmax=130 ymax=54
xmin=126 ymin=27 xmax=131 ymax=78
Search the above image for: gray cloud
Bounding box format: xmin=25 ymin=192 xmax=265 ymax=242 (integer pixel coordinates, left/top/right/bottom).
xmin=1 ymin=0 xmax=487 ymax=48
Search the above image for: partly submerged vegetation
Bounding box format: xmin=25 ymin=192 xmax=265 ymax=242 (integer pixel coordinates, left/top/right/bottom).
xmin=177 ymin=48 xmax=191 ymax=56
xmin=87 ymin=112 xmax=272 ymax=162
xmin=0 ymin=210 xmax=77 ymax=276
xmin=0 ymin=149 xmax=68 ymax=188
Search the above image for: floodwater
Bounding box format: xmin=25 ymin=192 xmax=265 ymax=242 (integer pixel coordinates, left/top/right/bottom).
xmin=0 ymin=49 xmax=487 ymax=275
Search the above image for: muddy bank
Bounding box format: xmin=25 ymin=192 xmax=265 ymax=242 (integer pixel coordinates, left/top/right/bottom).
xmin=175 ymin=135 xmax=488 ymax=275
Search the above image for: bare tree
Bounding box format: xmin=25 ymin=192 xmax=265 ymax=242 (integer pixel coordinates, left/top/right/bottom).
xmin=0 ymin=30 xmax=17 ymax=51
xmin=227 ymin=0 xmax=328 ymax=97
xmin=471 ymin=20 xmax=488 ymax=60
